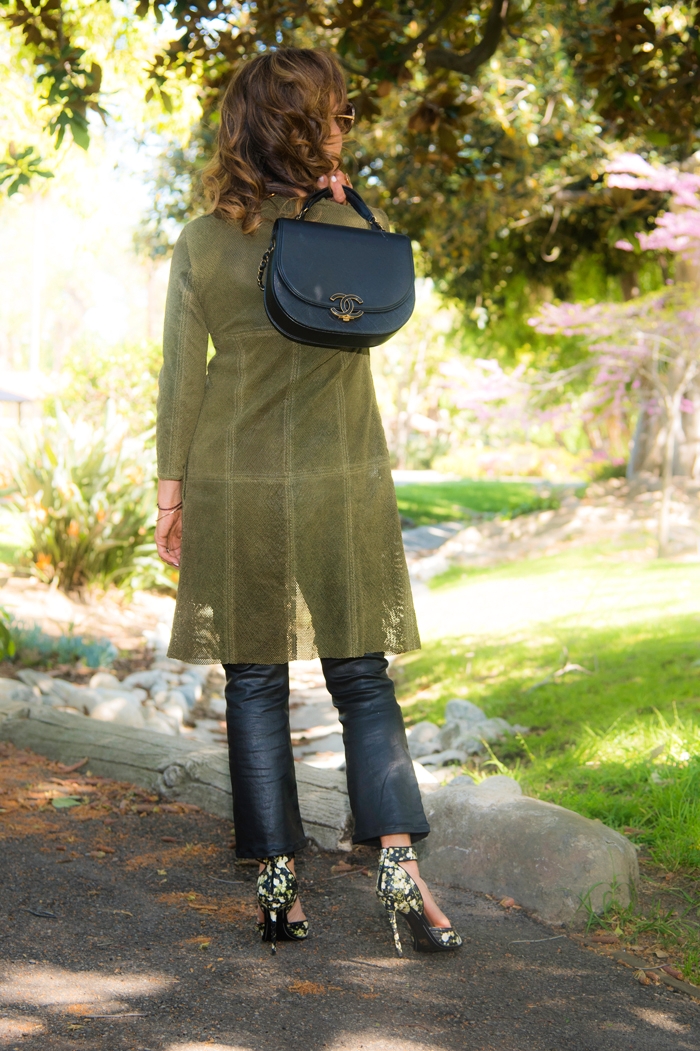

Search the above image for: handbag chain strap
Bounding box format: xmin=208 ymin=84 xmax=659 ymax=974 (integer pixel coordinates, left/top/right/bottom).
xmin=257 ymin=238 xmax=275 ymax=291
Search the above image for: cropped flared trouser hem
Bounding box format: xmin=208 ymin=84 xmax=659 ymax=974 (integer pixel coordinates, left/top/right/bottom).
xmin=223 ymin=652 xmax=430 ymax=859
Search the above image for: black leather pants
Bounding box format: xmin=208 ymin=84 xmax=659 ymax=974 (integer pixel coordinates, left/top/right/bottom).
xmin=223 ymin=653 xmax=429 ymax=858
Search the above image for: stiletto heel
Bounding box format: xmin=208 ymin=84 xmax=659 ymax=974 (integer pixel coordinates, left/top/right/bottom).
xmin=387 ymin=908 xmax=403 ymax=957
xmin=376 ymin=846 xmax=462 ymax=956
xmin=256 ymin=854 xmax=308 ymax=953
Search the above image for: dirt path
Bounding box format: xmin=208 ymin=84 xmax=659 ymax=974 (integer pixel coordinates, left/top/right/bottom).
xmin=1 ymin=743 xmax=698 ymax=1051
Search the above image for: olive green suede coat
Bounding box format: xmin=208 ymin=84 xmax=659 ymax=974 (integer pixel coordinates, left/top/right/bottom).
xmin=156 ymin=195 xmax=420 ymax=664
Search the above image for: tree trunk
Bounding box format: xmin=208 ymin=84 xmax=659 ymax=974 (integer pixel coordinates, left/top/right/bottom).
xmin=658 ymin=412 xmax=675 ymax=557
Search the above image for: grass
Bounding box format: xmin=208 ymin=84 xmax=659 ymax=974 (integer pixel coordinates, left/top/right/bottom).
xmin=393 ymin=478 xmax=562 ymax=526
xmin=392 ymin=549 xmax=700 ymax=978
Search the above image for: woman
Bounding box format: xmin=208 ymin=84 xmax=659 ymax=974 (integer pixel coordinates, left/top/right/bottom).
xmin=155 ymin=47 xmax=460 ymax=957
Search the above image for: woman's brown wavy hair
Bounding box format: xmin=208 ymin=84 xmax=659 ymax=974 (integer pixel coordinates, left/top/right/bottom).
xmin=202 ymin=48 xmax=348 ymax=234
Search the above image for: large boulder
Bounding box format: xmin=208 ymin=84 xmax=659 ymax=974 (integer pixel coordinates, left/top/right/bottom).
xmin=417 ymin=776 xmax=639 ymax=927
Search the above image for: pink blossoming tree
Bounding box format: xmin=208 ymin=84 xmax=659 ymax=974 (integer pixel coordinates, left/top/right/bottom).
xmin=530 ymin=154 xmax=700 ymax=555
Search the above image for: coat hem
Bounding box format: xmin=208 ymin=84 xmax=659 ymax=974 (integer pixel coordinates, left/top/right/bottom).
xmin=166 ymin=639 xmax=422 ymax=665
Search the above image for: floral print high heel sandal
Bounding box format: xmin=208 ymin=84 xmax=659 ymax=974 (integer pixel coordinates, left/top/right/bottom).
xmin=376 ymin=846 xmax=462 ymax=956
xmin=256 ymin=854 xmax=308 ymax=954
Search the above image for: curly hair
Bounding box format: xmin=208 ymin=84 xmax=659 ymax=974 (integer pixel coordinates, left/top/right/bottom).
xmin=202 ymin=48 xmax=348 ymax=234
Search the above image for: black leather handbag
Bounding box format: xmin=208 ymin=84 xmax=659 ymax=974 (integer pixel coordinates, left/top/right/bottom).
xmin=257 ymin=186 xmax=415 ymax=349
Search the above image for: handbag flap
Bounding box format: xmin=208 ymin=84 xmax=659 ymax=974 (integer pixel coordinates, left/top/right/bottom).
xmin=273 ymin=218 xmax=414 ymax=313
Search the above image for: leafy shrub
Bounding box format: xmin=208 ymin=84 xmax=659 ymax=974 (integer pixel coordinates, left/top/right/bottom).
xmin=47 ymin=340 xmax=162 ymax=438
xmin=0 ymin=608 xmax=15 ymax=660
xmin=8 ymin=619 xmax=117 ymax=668
xmin=1 ymin=404 xmax=173 ymax=592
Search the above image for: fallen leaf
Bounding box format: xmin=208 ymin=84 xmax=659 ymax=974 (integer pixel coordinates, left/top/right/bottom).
xmin=57 ymin=758 xmax=89 ymax=774
xmin=653 ymin=949 xmax=669 ymax=959
xmin=161 ymin=836 xmax=178 ymax=843
xmin=499 ymin=897 xmax=516 ymax=908
xmin=95 ymin=846 xmax=115 ymax=854
xmin=331 ymin=862 xmax=353 ymax=874
xmin=157 ymin=869 xmax=167 ymax=876
xmin=188 ymin=904 xmax=218 ymax=912
xmin=289 ymin=980 xmax=326 ymax=996
xmin=634 ymin=970 xmax=650 ymax=985
xmin=52 ymin=797 xmax=82 ymax=809
xmin=87 ymin=851 xmax=106 ymax=859
xmin=199 ymin=941 xmax=210 ymax=951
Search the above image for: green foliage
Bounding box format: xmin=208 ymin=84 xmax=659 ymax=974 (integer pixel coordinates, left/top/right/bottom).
xmin=1 ymin=405 xmax=172 ymax=592
xmin=0 ymin=143 xmax=53 ymax=195
xmin=7 ymin=619 xmax=117 ymax=668
xmin=0 ymin=607 xmax=15 ymax=660
xmin=37 ymin=44 xmax=107 ymax=149
xmin=51 ymin=341 xmax=162 ymax=437
xmin=394 ymin=479 xmax=560 ymax=526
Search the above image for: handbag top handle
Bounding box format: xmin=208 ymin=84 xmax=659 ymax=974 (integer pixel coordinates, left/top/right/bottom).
xmin=295 ymin=185 xmax=386 ymax=232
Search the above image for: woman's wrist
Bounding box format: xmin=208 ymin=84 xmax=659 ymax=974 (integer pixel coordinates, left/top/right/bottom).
xmin=158 ymin=479 xmax=182 ymax=507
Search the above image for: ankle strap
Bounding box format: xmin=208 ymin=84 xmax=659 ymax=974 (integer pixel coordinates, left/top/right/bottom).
xmin=257 ymin=853 xmax=294 ymax=864
xmin=379 ymin=846 xmax=417 ymax=863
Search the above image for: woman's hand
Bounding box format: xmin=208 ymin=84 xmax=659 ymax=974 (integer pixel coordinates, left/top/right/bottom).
xmin=156 ymin=480 xmax=182 ymax=568
xmin=317 ymin=169 xmax=352 ymax=203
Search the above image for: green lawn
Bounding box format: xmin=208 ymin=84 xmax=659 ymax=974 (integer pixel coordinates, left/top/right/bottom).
xmin=393 ymin=550 xmax=700 ymax=974
xmin=394 ymin=478 xmax=562 ymax=526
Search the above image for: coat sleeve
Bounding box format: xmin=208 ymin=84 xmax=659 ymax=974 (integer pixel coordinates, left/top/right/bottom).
xmin=156 ymin=228 xmax=210 ymax=481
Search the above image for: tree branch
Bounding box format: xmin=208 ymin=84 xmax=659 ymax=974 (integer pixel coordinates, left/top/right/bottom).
xmin=408 ymin=0 xmax=465 ymax=52
xmin=424 ymin=0 xmax=509 ymax=77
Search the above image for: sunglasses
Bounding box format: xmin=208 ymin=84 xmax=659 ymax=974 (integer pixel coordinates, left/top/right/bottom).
xmin=335 ymin=102 xmax=356 ymax=134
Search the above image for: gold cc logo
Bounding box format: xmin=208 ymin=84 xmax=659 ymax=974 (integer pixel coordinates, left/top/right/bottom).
xmin=329 ymin=293 xmax=364 ymax=322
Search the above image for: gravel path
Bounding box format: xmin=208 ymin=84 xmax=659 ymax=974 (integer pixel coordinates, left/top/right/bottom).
xmin=1 ymin=742 xmax=698 ymax=1051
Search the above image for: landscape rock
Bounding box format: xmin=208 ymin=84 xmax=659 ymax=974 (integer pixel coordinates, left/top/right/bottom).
xmin=175 ymin=683 xmax=202 ymax=708
xmin=444 ymin=699 xmax=487 ymax=723
xmin=90 ymin=696 xmax=146 ymax=729
xmin=439 ymin=715 xmax=515 ymax=752
xmin=407 ymin=720 xmax=441 ymax=743
xmin=48 ymin=680 xmax=101 ymax=714
xmin=420 ymin=748 xmax=468 ymax=767
xmin=449 ymin=773 xmax=476 ymax=787
xmin=0 ymin=679 xmax=35 ymax=703
xmin=411 ymin=761 xmax=440 ymax=788
xmin=157 ymin=702 xmax=185 ymax=728
xmin=180 ymin=668 xmax=209 ymax=686
xmin=151 ymin=658 xmax=185 ymax=673
xmin=409 ymin=738 xmax=442 ymax=759
xmin=16 ymin=669 xmax=55 ymax=694
xmin=154 ymin=689 xmax=190 ymax=718
xmin=122 ymin=670 xmax=176 ymax=690
xmin=406 ymin=721 xmax=441 ymax=759
xmin=89 ymin=672 xmax=121 ymax=690
xmin=207 ymin=696 xmax=227 ymax=718
xmin=143 ymin=702 xmax=179 ymax=736
xmin=418 ymin=776 xmax=639 ymax=926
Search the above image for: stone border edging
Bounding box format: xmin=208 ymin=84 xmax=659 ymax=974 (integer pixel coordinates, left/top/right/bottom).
xmin=0 ymin=699 xmax=353 ymax=851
